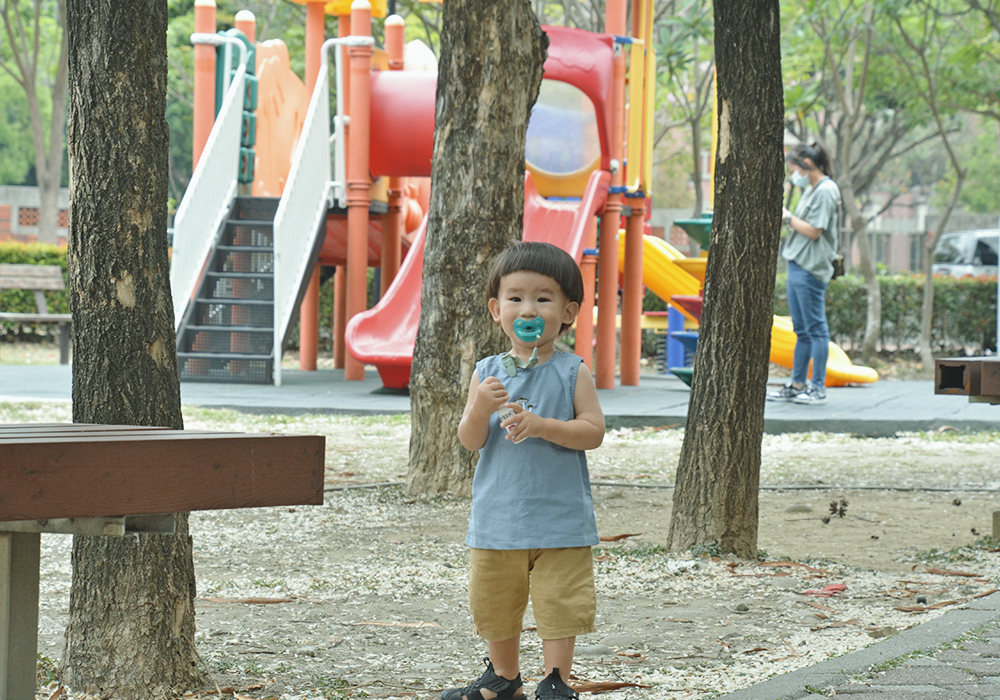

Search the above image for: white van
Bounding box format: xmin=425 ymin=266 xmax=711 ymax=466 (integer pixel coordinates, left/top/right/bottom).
xmin=932 ymin=229 xmax=999 ymax=277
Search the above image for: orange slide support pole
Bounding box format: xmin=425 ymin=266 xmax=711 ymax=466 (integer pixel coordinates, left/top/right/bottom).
xmin=333 ymin=13 xmax=351 ymax=369
xmin=345 ymin=0 xmax=373 ymax=381
xmin=620 ymin=205 xmax=644 ymax=385
xmin=235 ymin=9 xmax=256 ymax=43
xmin=595 ymin=0 xmax=628 ymax=389
xmin=298 ymin=0 xmax=326 ymax=372
xmin=577 ymin=219 xmax=598 ymax=372
xmin=192 ymin=0 xmax=216 ymax=168
xmin=381 ymin=13 xmax=405 ymax=297
xmin=619 ymin=0 xmax=647 ymax=386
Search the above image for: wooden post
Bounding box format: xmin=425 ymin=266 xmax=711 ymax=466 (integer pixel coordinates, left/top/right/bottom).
xmin=0 ymin=532 xmax=39 ymax=700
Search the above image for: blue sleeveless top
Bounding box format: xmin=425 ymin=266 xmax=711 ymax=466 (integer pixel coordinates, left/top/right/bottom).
xmin=467 ymin=351 xmax=600 ymax=550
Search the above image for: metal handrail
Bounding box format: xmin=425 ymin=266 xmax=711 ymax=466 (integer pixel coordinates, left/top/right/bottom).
xmin=271 ymin=35 xmax=374 ymax=385
xmin=170 ymin=34 xmax=250 ymax=331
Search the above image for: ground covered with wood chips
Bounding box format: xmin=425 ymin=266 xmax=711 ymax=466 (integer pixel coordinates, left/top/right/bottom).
xmin=4 ymin=401 xmax=999 ymax=700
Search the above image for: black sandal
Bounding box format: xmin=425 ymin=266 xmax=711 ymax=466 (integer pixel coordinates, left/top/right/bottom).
xmin=534 ymin=668 xmax=578 ymax=700
xmin=441 ymin=658 xmax=524 ymax=700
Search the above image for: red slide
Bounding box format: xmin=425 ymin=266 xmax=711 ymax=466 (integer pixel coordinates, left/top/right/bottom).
xmin=345 ymin=169 xmax=610 ymax=388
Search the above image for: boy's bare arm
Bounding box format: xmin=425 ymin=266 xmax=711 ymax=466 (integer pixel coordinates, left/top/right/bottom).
xmin=458 ymin=371 xmax=509 ymax=451
xmin=499 ymin=364 xmax=605 ymax=450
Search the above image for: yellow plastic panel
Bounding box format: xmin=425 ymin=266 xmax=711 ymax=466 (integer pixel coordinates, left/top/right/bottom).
xmin=642 ymin=43 xmax=655 ymax=195
xmin=618 ymin=234 xmax=701 ymax=323
xmin=526 ymin=156 xmax=602 ymax=198
xmin=287 ymin=0 xmax=387 ymax=18
xmin=624 ymin=41 xmax=645 ymax=193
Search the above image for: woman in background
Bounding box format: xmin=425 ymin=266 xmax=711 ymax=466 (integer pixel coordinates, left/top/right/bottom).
xmin=767 ymin=142 xmax=841 ymax=406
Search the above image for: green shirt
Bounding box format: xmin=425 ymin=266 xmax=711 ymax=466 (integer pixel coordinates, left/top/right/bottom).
xmin=782 ymin=176 xmax=841 ymax=285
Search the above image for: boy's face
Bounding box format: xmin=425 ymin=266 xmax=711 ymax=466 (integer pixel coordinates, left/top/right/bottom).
xmin=488 ymin=271 xmax=579 ymax=350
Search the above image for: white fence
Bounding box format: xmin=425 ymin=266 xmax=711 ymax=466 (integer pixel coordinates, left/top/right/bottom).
xmin=169 ymin=34 xmax=249 ymax=330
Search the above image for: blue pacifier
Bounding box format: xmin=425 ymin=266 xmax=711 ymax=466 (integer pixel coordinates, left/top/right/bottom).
xmin=513 ymin=317 xmax=545 ymax=343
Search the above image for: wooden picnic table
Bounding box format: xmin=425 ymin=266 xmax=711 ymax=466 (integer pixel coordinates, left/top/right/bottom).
xmin=0 ymin=423 xmax=326 ymax=700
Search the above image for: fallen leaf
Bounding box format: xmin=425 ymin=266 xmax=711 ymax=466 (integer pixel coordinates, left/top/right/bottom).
xmin=741 ymin=647 xmax=768 ymax=654
xmin=924 ymin=567 xmax=979 ymax=577
xmin=758 ymin=561 xmax=834 ymax=575
xmin=199 ymin=597 xmax=295 ymax=605
xmin=570 ymin=680 xmax=652 ymax=694
xmin=810 ymin=618 xmax=860 ymax=631
xmin=800 ymin=583 xmax=847 ymax=597
xmin=47 ymin=687 xmax=63 ymax=700
xmin=345 ymin=620 xmax=443 ymax=629
xmin=802 ymin=601 xmax=834 ymax=612
xmin=895 ymin=599 xmax=961 ymax=612
xmin=599 ymin=533 xmax=643 ymax=542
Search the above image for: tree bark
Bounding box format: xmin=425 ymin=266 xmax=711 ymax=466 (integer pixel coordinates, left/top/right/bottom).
xmin=62 ymin=1 xmax=204 ymax=697
xmin=406 ymin=0 xmax=547 ymax=496
xmin=667 ymin=0 xmax=784 ymax=559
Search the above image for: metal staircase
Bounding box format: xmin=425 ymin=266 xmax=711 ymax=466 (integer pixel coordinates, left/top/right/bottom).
xmin=176 ymin=197 xmax=278 ymax=383
xmin=172 ymin=33 xmax=373 ymax=384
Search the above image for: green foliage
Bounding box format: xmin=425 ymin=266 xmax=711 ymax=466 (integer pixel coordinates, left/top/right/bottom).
xmin=0 ymin=243 xmax=69 ymax=339
xmin=956 ymin=127 xmax=1000 ymax=213
xmin=0 ymin=77 xmax=33 ymax=185
xmin=775 ymin=272 xmax=999 ymax=353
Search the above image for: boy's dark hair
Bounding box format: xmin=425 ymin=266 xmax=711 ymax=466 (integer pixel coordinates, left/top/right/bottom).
xmin=487 ymin=242 xmax=584 ymax=333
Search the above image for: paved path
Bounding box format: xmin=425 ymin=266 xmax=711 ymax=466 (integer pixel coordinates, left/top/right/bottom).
xmin=1 ymin=364 xmax=999 ymax=436
xmin=720 ymin=591 xmax=1000 ymax=699
xmin=2 ymin=363 xmax=1000 ymax=698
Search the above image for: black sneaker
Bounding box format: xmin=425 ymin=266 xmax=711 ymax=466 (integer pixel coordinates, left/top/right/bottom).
xmin=441 ymin=658 xmax=523 ymax=700
xmin=766 ymin=383 xmax=800 ymax=402
xmin=792 ymin=385 xmax=827 ymax=405
xmin=535 ymin=669 xmax=578 ymax=700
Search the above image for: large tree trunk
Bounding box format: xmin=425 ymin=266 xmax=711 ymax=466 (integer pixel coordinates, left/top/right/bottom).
xmin=667 ymin=0 xmax=784 ymax=559
xmin=62 ymin=1 xmax=205 ymax=697
xmin=406 ymin=0 xmax=548 ymax=496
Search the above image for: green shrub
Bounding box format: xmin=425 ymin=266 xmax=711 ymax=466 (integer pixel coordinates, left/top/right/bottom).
xmin=775 ymin=272 xmax=998 ymax=354
xmin=0 ymin=243 xmax=70 ymax=340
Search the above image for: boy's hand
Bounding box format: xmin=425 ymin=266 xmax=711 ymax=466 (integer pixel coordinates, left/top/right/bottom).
xmin=499 ymin=402 xmax=543 ymax=444
xmin=474 ymin=376 xmax=509 ymax=416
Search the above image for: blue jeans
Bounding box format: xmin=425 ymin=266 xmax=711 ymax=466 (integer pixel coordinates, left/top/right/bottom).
xmin=787 ymin=261 xmax=830 ymax=387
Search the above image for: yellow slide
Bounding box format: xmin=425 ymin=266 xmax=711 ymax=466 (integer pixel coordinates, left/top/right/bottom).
xmin=621 ymin=234 xmax=879 ymax=386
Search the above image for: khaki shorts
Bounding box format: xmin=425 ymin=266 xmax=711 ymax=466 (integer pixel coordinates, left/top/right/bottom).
xmin=469 ymin=547 xmax=596 ymax=641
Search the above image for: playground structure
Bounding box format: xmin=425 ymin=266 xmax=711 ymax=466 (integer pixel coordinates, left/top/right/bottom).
xmin=169 ymin=0 xmax=878 ymax=389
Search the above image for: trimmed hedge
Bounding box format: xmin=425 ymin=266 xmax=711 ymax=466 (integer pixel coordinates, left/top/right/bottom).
xmin=774 ymin=272 xmax=998 ymax=354
xmin=5 ymin=242 xmax=996 ymax=357
xmin=0 ymin=243 xmax=70 ymax=340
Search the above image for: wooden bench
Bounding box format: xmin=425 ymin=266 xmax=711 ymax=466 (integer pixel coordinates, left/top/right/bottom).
xmin=0 ymin=264 xmax=73 ymax=364
xmin=0 ymin=423 xmax=326 ymax=700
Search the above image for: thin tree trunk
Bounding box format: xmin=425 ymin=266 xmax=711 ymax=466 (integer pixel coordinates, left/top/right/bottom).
xmin=840 ymin=175 xmax=881 ymax=364
xmin=407 ymin=0 xmax=547 ymax=496
xmin=62 ymin=1 xmax=204 ymax=697
xmin=667 ymin=0 xmax=784 ymax=559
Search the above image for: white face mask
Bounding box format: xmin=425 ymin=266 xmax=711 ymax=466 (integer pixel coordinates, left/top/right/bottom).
xmin=791 ymin=171 xmax=811 ymax=188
